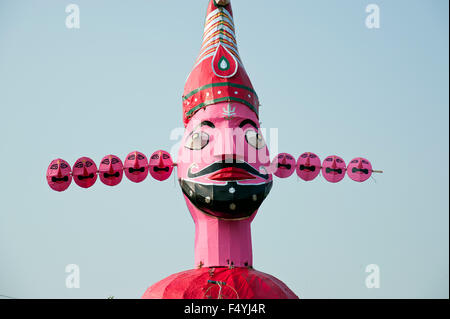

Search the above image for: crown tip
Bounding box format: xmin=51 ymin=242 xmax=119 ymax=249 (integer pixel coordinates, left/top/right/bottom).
xmin=214 ymin=0 xmax=230 ymax=6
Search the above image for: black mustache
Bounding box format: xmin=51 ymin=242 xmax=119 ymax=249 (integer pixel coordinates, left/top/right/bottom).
xmin=325 ymin=168 xmax=343 ymax=174
xmin=129 ymin=167 xmax=145 ymax=173
xmin=77 ymin=174 xmax=95 ymax=180
xmin=352 ymin=167 xmax=369 ymax=174
xmin=52 ymin=176 xmax=69 ymax=182
xmin=188 ymin=161 xmax=269 ymax=180
xmin=299 ymin=165 xmax=316 ymax=172
xmin=277 ymin=163 xmax=291 ymax=170
xmin=104 ymin=172 xmax=120 ymax=178
xmin=153 ymin=166 xmax=169 ymax=172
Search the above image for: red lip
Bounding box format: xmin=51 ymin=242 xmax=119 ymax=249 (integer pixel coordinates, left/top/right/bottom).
xmin=208 ymin=167 xmax=256 ymax=181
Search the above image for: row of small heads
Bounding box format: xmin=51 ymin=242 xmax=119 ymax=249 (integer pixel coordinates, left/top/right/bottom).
xmin=46 ymin=150 xmax=382 ymax=192
xmin=46 ymin=150 xmax=174 ymax=192
xmin=272 ymin=152 xmax=382 ymax=183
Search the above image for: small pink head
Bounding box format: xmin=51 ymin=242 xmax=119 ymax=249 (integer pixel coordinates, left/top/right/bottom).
xmin=124 ymin=151 xmax=149 ymax=183
xmin=322 ymin=155 xmax=346 ymax=183
xmin=296 ymin=152 xmax=321 ymax=181
xmin=177 ymin=102 xmax=273 ymax=220
xmin=149 ymin=150 xmax=174 ymax=181
xmin=347 ymin=157 xmax=372 ymax=182
xmin=272 ymin=153 xmax=296 ymax=178
xmin=73 ymin=157 xmax=98 ymax=188
xmin=99 ymin=155 xmax=123 ymax=186
xmin=46 ymin=159 xmax=72 ymax=192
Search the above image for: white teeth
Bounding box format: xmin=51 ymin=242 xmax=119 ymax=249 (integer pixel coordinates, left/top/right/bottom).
xmin=252 ymin=194 xmax=257 ymax=201
xmin=229 ymin=187 xmax=235 ymax=194
xmin=229 ymin=203 xmax=236 ymax=210
xmin=189 ymin=190 xmax=193 ymax=196
xmin=205 ymin=197 xmax=211 ymax=204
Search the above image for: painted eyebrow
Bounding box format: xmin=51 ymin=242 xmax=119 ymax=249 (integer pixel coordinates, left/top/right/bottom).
xmin=188 ymin=121 xmax=215 ymax=137
xmin=239 ymin=119 xmax=258 ymax=129
xmin=200 ymin=121 xmax=215 ymax=128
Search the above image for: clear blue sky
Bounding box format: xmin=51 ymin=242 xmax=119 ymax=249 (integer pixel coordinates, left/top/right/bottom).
xmin=0 ymin=0 xmax=448 ymax=298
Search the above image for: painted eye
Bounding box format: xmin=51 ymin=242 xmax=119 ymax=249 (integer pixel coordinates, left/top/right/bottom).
xmin=75 ymin=162 xmax=83 ymax=168
xmin=85 ymin=161 xmax=93 ymax=167
xmin=326 ymin=157 xmax=333 ymax=162
xmin=310 ymin=154 xmax=317 ymax=158
xmin=128 ymin=155 xmax=136 ymax=160
xmin=362 ymin=160 xmax=369 ymax=164
xmin=301 ymin=154 xmax=308 ymax=158
xmin=336 ymin=159 xmax=343 ymax=163
xmin=60 ymin=163 xmax=68 ymax=169
xmin=50 ymin=164 xmax=58 ymax=170
xmin=111 ymin=158 xmax=119 ymax=164
xmin=162 ymin=154 xmax=170 ymax=159
xmin=137 ymin=154 xmax=145 ymax=160
xmin=102 ymin=159 xmax=110 ymax=165
xmin=185 ymin=131 xmax=209 ymax=150
xmin=245 ymin=130 xmax=265 ymax=150
xmin=151 ymin=154 xmax=159 ymax=160
xmin=287 ymin=156 xmax=293 ymax=160
xmin=351 ymin=160 xmax=358 ymax=163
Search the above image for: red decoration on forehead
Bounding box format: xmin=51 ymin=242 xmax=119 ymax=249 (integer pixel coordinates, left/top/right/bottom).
xmin=182 ymin=0 xmax=259 ymax=126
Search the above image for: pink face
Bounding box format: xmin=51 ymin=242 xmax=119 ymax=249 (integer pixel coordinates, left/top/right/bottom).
xmin=149 ymin=150 xmax=174 ymax=181
xmin=272 ymin=153 xmax=296 ymax=178
xmin=99 ymin=155 xmax=123 ymax=186
xmin=296 ymin=152 xmax=321 ymax=181
xmin=177 ymin=102 xmax=273 ymax=220
xmin=73 ymin=157 xmax=98 ymax=188
xmin=124 ymin=151 xmax=148 ymax=183
xmin=322 ymin=155 xmax=346 ymax=183
xmin=46 ymin=159 xmax=72 ymax=192
xmin=347 ymin=157 xmax=372 ymax=182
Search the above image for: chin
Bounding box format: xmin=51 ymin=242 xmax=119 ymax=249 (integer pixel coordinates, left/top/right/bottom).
xmin=179 ymin=178 xmax=273 ymax=220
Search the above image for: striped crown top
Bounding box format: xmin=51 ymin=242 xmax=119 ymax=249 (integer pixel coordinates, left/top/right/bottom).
xmin=182 ymin=0 xmax=259 ymax=126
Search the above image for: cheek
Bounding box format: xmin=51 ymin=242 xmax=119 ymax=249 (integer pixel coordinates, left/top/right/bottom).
xmin=140 ymin=160 xmax=148 ymax=167
xmin=313 ymin=159 xmax=321 ymax=167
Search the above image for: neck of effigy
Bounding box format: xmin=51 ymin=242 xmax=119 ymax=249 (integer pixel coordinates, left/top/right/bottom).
xmin=185 ymin=196 xmax=254 ymax=268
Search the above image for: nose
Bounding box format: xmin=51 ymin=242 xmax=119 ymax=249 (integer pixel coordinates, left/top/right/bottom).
xmin=357 ymin=159 xmax=363 ymax=169
xmin=305 ymin=156 xmax=311 ymax=166
xmin=331 ymin=157 xmax=337 ymax=169
xmin=133 ymin=153 xmax=140 ymax=169
xmin=56 ymin=166 xmax=62 ymax=178
xmin=108 ymin=157 xmax=114 ymax=174
xmin=158 ymin=152 xmax=165 ymax=167
xmin=213 ymin=128 xmax=245 ymax=161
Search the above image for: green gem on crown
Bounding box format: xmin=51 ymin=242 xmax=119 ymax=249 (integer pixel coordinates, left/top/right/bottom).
xmin=218 ymin=56 xmax=230 ymax=71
